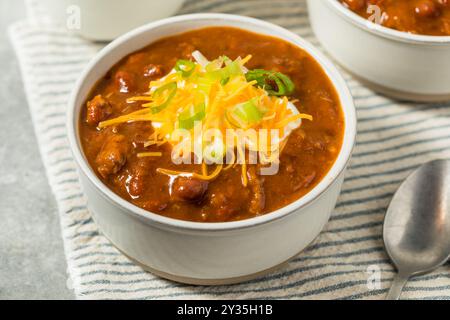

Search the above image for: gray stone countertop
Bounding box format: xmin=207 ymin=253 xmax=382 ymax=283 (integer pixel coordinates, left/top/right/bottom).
xmin=0 ymin=0 xmax=74 ymax=299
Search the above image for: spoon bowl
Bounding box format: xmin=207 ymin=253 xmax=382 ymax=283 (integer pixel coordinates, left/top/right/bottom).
xmin=384 ymin=159 xmax=450 ymax=299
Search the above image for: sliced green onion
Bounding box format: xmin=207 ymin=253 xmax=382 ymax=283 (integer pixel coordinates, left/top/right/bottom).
xmin=224 ymin=60 xmax=242 ymax=76
xmin=229 ymin=98 xmax=264 ymax=128
xmin=197 ymin=76 xmax=215 ymax=95
xmin=175 ymin=59 xmax=196 ymax=78
xmin=220 ymin=76 xmax=230 ymax=86
xmin=205 ymin=69 xmax=224 ymax=82
xmin=151 ymin=82 xmax=177 ymax=114
xmin=205 ymin=56 xmax=225 ymax=72
xmin=205 ymin=57 xmax=243 ymax=83
xmin=245 ymin=69 xmax=295 ymax=96
xmin=275 ymin=72 xmax=295 ymax=95
xmin=178 ymin=103 xmax=206 ymax=130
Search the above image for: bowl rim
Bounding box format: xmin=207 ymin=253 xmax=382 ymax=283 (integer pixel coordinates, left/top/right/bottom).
xmin=324 ymin=0 xmax=450 ymax=45
xmin=67 ymin=13 xmax=356 ymax=232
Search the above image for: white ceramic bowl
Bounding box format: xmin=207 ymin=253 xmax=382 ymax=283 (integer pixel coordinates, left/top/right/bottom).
xmin=307 ymin=0 xmax=450 ymax=102
xmin=67 ymin=13 xmax=356 ymax=285
xmin=33 ymin=0 xmax=185 ymax=41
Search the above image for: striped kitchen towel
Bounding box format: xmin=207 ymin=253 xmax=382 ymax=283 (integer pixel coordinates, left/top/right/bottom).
xmin=9 ymin=0 xmax=450 ymax=300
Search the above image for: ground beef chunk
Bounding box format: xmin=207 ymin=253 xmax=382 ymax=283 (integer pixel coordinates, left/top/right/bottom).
xmin=247 ymin=167 xmax=265 ymax=215
xmin=95 ymin=135 xmax=128 ymax=178
xmin=177 ymin=42 xmax=196 ymax=59
xmin=205 ymin=182 xmax=249 ymax=221
xmin=86 ymin=95 xmax=112 ymax=126
xmin=208 ymin=192 xmax=238 ymax=221
xmin=139 ymin=199 xmax=168 ymax=212
xmin=143 ymin=64 xmax=164 ymax=78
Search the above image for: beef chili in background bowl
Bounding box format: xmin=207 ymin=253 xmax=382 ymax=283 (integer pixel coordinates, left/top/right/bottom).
xmin=308 ymin=0 xmax=450 ymax=102
xmin=67 ymin=13 xmax=356 ymax=284
xmin=342 ymin=0 xmax=450 ymax=36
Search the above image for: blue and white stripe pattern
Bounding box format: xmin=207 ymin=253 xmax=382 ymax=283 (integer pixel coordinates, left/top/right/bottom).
xmin=9 ymin=0 xmax=450 ymax=299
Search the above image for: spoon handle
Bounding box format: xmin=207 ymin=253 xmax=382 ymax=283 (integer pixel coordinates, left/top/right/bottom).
xmin=386 ymin=273 xmax=410 ymax=300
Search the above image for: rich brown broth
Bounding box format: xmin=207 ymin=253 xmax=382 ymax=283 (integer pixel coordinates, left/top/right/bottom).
xmin=79 ymin=27 xmax=344 ymax=222
xmin=340 ymin=0 xmax=450 ymax=36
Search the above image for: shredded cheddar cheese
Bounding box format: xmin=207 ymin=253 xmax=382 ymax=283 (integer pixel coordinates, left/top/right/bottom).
xmin=98 ymin=51 xmax=312 ymax=185
xmin=137 ymin=152 xmax=162 ymax=158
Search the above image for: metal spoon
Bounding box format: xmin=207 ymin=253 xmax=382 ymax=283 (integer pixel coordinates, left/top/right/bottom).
xmin=383 ymin=159 xmax=450 ymax=300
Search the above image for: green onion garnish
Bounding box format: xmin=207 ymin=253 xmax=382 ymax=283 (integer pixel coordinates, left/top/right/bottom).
xmin=151 ymin=82 xmax=177 ymax=114
xmin=205 ymin=57 xmax=243 ymax=83
xmin=220 ymin=76 xmax=230 ymax=86
xmin=178 ymin=103 xmax=206 ymax=130
xmin=245 ymin=69 xmax=295 ymax=96
xmin=175 ymin=59 xmax=196 ymax=78
xmin=228 ymin=98 xmax=264 ymax=128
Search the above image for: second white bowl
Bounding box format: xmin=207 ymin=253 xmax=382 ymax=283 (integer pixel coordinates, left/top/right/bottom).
xmin=35 ymin=0 xmax=185 ymax=41
xmin=308 ymin=0 xmax=450 ymax=102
